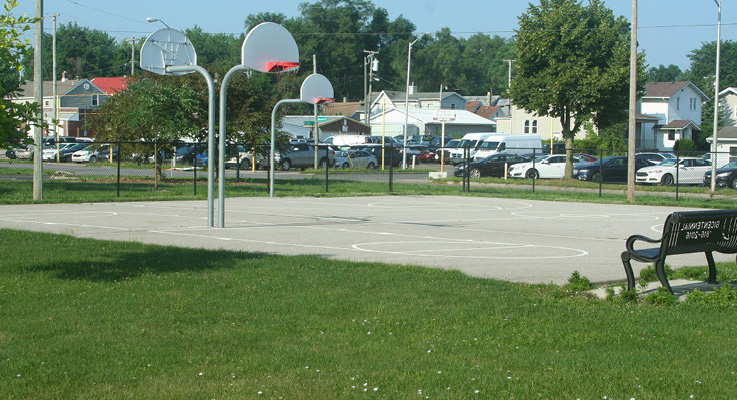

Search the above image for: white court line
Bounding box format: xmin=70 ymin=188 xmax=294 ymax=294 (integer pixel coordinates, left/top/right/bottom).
xmin=0 ymin=219 xmax=129 ymax=231
xmin=351 ymin=241 xmax=587 ymax=259
xmin=145 ymin=229 xmax=353 ymax=252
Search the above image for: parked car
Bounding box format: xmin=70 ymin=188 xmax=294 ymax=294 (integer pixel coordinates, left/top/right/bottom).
xmin=703 ymin=160 xmax=737 ymax=189
xmin=454 ymin=153 xmax=532 ymax=178
xmin=334 ymin=149 xmax=378 ymax=169
xmin=358 ymin=144 xmax=402 ymax=167
xmin=542 ymin=142 xmax=566 ymax=154
xmin=701 ymin=152 xmax=731 ymax=169
xmin=572 ymin=156 xmax=652 ymax=183
xmin=428 ymin=135 xmax=455 ymax=151
xmin=5 ymin=145 xmax=20 ymax=159
xmin=71 ymin=144 xmax=117 ymax=163
xmin=57 ymin=142 xmax=89 ymax=162
xmin=259 ymin=142 xmax=334 ymax=170
xmin=636 ymin=157 xmax=712 ymax=186
xmin=635 ymin=152 xmax=676 ymax=165
xmin=225 ymin=145 xmax=267 ymax=170
xmin=14 ymin=144 xmax=34 ymax=160
xmin=508 ymin=153 xmax=598 ymax=179
xmin=417 ymin=149 xmax=437 ymax=163
xmin=42 ymin=143 xmax=77 ymax=161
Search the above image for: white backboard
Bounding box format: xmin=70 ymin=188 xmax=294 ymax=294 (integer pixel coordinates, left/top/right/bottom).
xmin=140 ymin=28 xmax=197 ymax=76
xmin=242 ymin=22 xmax=299 ymax=73
xmin=300 ymin=74 xmax=334 ymax=105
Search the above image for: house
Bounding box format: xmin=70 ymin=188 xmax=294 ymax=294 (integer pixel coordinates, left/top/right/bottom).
xmin=706 ymin=126 xmax=737 ymax=165
xmin=368 ymin=107 xmax=495 ymax=137
xmin=636 ymin=81 xmax=709 ymax=151
xmin=719 ymin=87 xmax=737 ymax=128
xmin=282 ymin=115 xmax=370 ymax=141
xmin=90 ymin=77 xmax=129 ymax=96
xmin=12 ymin=78 xmax=109 ymax=138
xmin=359 ymin=88 xmax=468 ymax=123
xmin=493 ymin=104 xmax=589 ymax=140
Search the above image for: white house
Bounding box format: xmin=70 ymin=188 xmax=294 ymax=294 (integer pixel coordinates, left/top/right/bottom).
xmin=360 ymin=88 xmax=468 ymax=123
xmin=368 ymin=107 xmax=496 ymax=137
xmin=637 ymin=81 xmax=709 ymax=151
xmin=720 ymin=87 xmax=737 ymax=128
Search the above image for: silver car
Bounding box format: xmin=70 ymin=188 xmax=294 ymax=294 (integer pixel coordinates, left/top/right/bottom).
xmin=334 ymin=150 xmax=378 ymax=169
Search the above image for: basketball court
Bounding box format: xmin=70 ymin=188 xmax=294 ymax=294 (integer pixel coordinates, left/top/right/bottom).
xmin=0 ymin=196 xmax=727 ymax=285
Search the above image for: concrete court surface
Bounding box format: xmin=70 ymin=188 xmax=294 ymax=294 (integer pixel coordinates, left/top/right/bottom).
xmin=0 ymin=195 xmax=730 ymax=285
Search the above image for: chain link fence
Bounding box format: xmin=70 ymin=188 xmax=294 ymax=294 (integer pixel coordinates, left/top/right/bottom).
xmin=2 ymin=141 xmax=736 ymax=203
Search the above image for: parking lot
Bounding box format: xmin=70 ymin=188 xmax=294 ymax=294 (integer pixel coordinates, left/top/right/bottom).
xmin=0 ymin=195 xmax=729 ymax=285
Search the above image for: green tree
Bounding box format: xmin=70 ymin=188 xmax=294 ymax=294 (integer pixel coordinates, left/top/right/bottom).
xmin=21 ymin=22 xmax=129 ymax=80
xmin=647 ymin=64 xmax=684 ymax=82
xmin=1 ymin=0 xmax=40 ymax=145
xmin=510 ymin=0 xmax=644 ymax=178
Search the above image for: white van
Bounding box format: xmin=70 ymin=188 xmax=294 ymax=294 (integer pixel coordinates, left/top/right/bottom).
xmin=473 ymin=134 xmax=543 ymax=161
xmin=448 ymin=132 xmax=498 ymax=164
xmin=322 ymin=135 xmax=368 ymax=147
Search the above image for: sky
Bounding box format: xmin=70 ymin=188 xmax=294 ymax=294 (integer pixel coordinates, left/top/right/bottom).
xmin=13 ymin=0 xmax=737 ymax=72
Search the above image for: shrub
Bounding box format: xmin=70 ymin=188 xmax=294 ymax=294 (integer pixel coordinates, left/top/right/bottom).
xmin=644 ymin=287 xmax=678 ymax=306
xmin=567 ymin=270 xmax=594 ymax=292
xmin=674 ymin=138 xmax=696 ymax=154
xmin=639 ymin=264 xmax=673 ymax=283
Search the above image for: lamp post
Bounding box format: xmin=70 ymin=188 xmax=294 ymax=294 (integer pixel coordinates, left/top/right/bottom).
xmin=710 ymin=0 xmax=722 ymax=194
xmin=146 ymin=17 xmax=171 ymax=29
xmin=403 ymin=34 xmax=426 ymax=169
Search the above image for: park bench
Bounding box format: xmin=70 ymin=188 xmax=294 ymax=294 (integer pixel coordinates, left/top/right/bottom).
xmin=621 ymin=209 xmax=737 ymax=294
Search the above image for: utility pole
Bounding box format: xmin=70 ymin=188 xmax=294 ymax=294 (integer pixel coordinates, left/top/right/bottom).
xmin=364 ymin=50 xmax=378 ymax=125
xmin=503 ymin=59 xmax=514 ymax=88
xmin=33 ymin=0 xmax=43 ymax=200
xmin=125 ymin=37 xmax=140 ymax=76
xmin=627 ymin=0 xmax=638 ymax=203
xmin=50 ymin=13 xmax=59 ymax=162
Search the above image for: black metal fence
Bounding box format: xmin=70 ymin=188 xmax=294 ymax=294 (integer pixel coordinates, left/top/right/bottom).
xmin=1 ymin=141 xmax=736 ymax=202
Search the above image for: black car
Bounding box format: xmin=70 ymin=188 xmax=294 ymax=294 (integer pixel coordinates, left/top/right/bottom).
xmin=703 ymin=160 xmax=737 ymax=189
xmin=5 ymin=146 xmax=17 ymax=159
xmin=572 ymin=156 xmax=652 ymax=183
xmin=454 ymin=153 xmax=532 ymax=178
xmin=57 ymin=142 xmax=89 ymax=162
xmin=428 ymin=136 xmax=455 ymax=151
xmin=360 ymin=144 xmax=402 ymax=167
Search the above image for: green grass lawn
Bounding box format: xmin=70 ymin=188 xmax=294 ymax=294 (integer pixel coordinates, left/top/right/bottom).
xmin=2 ymin=230 xmax=737 ymax=399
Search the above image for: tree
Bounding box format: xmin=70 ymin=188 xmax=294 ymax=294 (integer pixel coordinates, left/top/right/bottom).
xmin=510 ymin=0 xmax=645 ymax=178
xmin=0 ymin=0 xmax=40 ymax=146
xmin=647 ymin=64 xmax=683 ymax=82
xmin=21 ymin=22 xmax=129 ymax=80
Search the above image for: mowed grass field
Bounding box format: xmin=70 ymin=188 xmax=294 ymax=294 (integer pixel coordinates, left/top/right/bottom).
xmin=2 ymin=230 xmax=737 ymax=399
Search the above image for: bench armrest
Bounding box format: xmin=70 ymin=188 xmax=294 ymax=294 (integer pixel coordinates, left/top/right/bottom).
xmin=625 ymin=234 xmax=662 ymax=254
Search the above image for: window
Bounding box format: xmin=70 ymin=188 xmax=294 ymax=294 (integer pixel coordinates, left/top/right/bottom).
xmin=668 ymin=131 xmax=675 ymax=141
xmin=524 ymin=120 xmax=538 ymax=134
xmin=450 ymin=103 xmax=456 ymax=110
xmin=92 ymin=95 xmax=99 ymax=106
xmin=676 ymin=97 xmax=680 ymax=110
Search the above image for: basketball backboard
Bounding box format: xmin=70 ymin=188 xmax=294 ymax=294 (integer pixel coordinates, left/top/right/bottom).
xmin=140 ymin=28 xmax=197 ymax=76
xmin=300 ymin=74 xmax=334 ymax=105
xmin=241 ymin=22 xmax=299 ymax=73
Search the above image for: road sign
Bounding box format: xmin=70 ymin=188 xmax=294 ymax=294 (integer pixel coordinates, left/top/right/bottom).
xmin=304 ymin=121 xmax=315 ymax=126
xmin=433 ymin=110 xmax=456 ymax=121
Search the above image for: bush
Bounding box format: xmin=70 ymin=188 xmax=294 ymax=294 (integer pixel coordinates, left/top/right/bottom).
xmin=644 ymin=287 xmax=678 ymax=305
xmin=674 ymin=138 xmax=696 ymax=153
xmin=639 ymin=264 xmax=673 ymax=283
xmin=567 ymin=270 xmax=594 ymax=292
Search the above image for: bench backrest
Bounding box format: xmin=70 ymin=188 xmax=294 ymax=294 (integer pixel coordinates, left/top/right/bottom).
xmin=660 ymin=209 xmax=737 ymax=257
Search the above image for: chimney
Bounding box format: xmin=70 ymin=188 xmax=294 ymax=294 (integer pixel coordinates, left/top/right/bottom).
xmin=408 ymin=82 xmax=417 ymax=95
xmin=61 ymin=71 xmax=67 ymax=82
xmin=487 ymin=91 xmax=491 ymax=107
xmin=343 ymin=97 xmax=347 ymax=103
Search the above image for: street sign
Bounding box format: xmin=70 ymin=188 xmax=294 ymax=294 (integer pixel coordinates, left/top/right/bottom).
xmin=304 ymin=121 xmax=314 ymax=126
xmin=433 ymin=110 xmax=456 ymax=121
xmin=304 ymin=117 xmax=329 ymax=126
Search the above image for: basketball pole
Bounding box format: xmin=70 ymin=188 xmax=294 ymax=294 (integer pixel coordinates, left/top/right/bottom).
xmin=168 ymin=65 xmax=216 ymax=227
xmin=271 ymin=99 xmax=303 ymax=197
xmin=218 ymin=65 xmax=250 ymax=227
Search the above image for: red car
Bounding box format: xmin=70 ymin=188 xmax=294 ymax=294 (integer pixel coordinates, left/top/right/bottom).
xmin=418 ymin=149 xmax=437 ymax=163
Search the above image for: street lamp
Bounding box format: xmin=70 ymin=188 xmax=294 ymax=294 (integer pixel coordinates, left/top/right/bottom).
xmin=146 ymin=17 xmax=171 ymax=29
xmin=710 ymin=0 xmax=722 ymax=193
xmin=403 ymin=33 xmax=428 ymax=169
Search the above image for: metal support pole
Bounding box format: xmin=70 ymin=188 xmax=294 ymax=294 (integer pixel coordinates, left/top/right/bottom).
xmin=325 ymin=144 xmax=329 ymax=193
xmin=194 ymin=142 xmax=198 ymax=196
xmin=270 ymin=99 xmax=302 ymax=197
xmin=627 ymin=0 xmax=638 ymax=203
xmin=532 ymin=148 xmax=536 ymax=193
xmin=32 ymin=0 xmax=43 ymax=200
xmin=117 ymin=142 xmax=121 ymax=197
xmin=167 ymin=65 xmax=216 ymax=226
xmin=676 ymin=152 xmax=680 ymax=201
xmin=389 ymin=144 xmax=394 ymax=192
xmin=710 ymin=0 xmax=722 ymax=194
xmin=218 ymin=64 xmax=249 ymax=227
